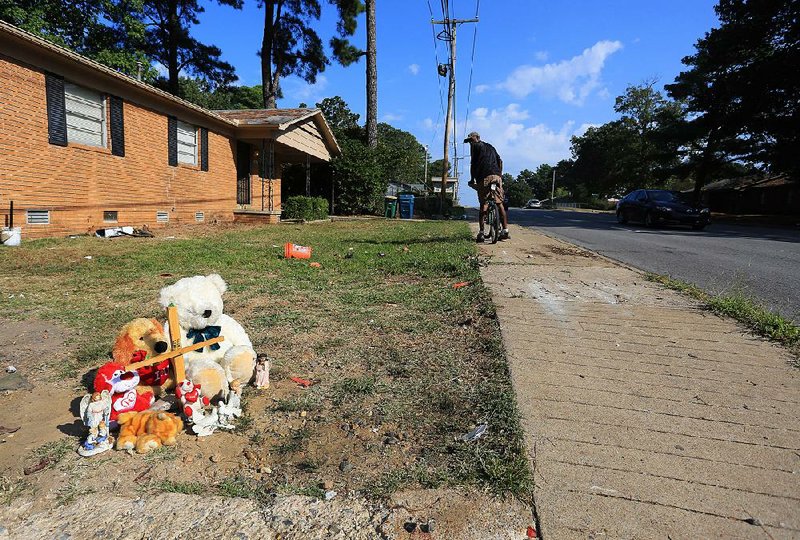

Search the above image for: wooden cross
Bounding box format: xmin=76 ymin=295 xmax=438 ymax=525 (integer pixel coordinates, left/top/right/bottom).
xmin=125 ymin=305 xmax=224 ymax=382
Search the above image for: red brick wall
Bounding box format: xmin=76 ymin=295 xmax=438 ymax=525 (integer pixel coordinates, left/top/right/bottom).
xmin=0 ymin=54 xmax=243 ymax=239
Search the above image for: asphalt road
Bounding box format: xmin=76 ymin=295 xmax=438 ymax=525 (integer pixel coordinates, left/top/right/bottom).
xmin=508 ymin=208 xmax=800 ymax=321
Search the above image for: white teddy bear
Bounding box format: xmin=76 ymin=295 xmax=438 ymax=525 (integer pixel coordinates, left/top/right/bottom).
xmin=160 ymin=274 xmax=256 ymax=399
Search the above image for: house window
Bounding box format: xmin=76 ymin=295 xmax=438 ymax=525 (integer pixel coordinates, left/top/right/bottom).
xmin=156 ymin=211 xmax=169 ymax=223
xmin=195 ymin=212 xmax=205 ymax=222
xmin=27 ymin=210 xmax=50 ymax=225
xmin=177 ymin=121 xmax=197 ymax=165
xmin=64 ymin=83 xmax=106 ymax=147
xmin=103 ymin=210 xmax=118 ymax=222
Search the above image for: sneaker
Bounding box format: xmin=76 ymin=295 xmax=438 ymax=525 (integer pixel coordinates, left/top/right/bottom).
xmin=499 ymin=230 xmax=510 ymax=240
xmin=476 ymin=232 xmax=485 ymax=243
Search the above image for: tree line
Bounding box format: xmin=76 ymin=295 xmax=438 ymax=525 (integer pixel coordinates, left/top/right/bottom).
xmin=505 ymin=0 xmax=798 ymax=208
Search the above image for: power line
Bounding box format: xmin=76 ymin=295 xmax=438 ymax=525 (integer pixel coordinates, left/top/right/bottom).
xmin=462 ymin=0 xmax=479 ymax=142
xmin=427 ymin=0 xmax=446 ymax=146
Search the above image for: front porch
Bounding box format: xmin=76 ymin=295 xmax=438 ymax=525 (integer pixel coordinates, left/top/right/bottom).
xmin=216 ymin=109 xmax=340 ymax=223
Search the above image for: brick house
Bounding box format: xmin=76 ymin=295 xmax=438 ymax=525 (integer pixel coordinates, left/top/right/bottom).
xmin=0 ymin=21 xmax=340 ymax=240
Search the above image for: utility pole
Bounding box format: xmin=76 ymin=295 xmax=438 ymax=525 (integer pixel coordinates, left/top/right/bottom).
xmin=551 ymin=168 xmax=556 ymax=209
xmin=423 ymin=145 xmax=429 ymax=187
xmin=366 ymin=0 xmax=378 ymax=149
xmin=432 ymin=15 xmax=478 ymax=212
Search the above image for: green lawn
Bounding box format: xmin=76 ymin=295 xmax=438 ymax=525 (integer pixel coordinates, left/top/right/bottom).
xmin=0 ymin=220 xmax=532 ymax=499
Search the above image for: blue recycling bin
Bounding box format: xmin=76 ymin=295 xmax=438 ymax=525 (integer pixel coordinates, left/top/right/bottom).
xmin=398 ymin=194 xmax=415 ymax=219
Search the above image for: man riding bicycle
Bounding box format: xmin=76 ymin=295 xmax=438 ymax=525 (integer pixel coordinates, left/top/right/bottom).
xmin=465 ymin=132 xmax=509 ymax=242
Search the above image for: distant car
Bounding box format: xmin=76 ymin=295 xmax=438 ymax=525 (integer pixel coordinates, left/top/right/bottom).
xmin=616 ymin=189 xmax=710 ymax=230
xmin=525 ymin=199 xmax=542 ymax=209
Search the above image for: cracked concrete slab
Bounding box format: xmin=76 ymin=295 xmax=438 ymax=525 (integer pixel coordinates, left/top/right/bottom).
xmin=477 ymin=225 xmax=800 ymax=539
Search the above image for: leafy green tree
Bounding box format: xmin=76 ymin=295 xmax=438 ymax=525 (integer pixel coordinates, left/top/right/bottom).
xmin=377 ymin=123 xmax=425 ymax=186
xmin=0 ymin=0 xmax=155 ymax=79
xmin=504 ymin=174 xmax=533 ymax=207
xmin=518 ymin=165 xmax=553 ymax=199
xmin=259 ymin=0 xmax=362 ymax=108
xmin=316 ymin=95 xmax=360 ymax=135
xmin=136 ymin=0 xmax=242 ymax=96
xmin=665 ymin=0 xmax=799 ymax=199
xmin=177 ymin=78 xmax=263 ymax=109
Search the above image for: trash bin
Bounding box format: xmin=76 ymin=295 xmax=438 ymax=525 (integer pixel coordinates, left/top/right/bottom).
xmin=398 ymin=194 xmax=415 ymax=219
xmin=384 ymin=196 xmax=398 ymax=218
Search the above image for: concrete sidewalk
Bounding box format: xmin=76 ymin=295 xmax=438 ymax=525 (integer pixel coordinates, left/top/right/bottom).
xmin=478 ymin=225 xmax=799 ymax=539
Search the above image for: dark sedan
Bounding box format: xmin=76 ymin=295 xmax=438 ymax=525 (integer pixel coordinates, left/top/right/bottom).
xmin=616 ymin=189 xmax=711 ymax=230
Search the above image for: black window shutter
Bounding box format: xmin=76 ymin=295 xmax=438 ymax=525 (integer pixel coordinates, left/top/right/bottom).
xmin=110 ymin=96 xmax=125 ymax=157
xmin=168 ymin=116 xmax=177 ymax=166
xmin=45 ymin=72 xmax=67 ymax=146
xmin=200 ymin=128 xmax=209 ymax=171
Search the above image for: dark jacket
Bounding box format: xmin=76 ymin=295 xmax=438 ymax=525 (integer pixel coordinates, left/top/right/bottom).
xmin=469 ymin=141 xmax=503 ymax=181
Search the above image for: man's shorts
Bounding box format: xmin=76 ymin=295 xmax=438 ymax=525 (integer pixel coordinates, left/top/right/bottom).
xmin=478 ymin=174 xmax=504 ymax=205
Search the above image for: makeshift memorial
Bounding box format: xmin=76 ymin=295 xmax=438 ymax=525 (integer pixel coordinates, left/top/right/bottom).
xmin=160 ymin=274 xmax=256 ymax=398
xmin=78 ymin=390 xmax=113 ymax=457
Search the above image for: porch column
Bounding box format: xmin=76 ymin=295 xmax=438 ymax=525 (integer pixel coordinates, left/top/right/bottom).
xmin=305 ymin=154 xmax=311 ymax=197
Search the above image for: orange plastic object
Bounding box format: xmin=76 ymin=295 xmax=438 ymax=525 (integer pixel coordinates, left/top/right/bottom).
xmin=290 ymin=376 xmax=314 ymax=388
xmin=285 ymin=243 xmax=312 ymax=259
xmin=452 ymin=281 xmax=470 ymax=289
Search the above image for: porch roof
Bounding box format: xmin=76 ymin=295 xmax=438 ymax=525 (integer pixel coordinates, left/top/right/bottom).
xmin=216 ymin=108 xmax=341 ymax=162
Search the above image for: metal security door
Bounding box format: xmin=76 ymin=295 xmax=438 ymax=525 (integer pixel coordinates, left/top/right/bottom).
xmin=236 ymin=142 xmax=251 ymax=205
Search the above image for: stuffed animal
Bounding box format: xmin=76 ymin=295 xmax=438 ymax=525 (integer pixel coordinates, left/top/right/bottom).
xmin=160 ymin=274 xmax=257 ymax=398
xmin=115 ymin=410 xmax=183 ymax=454
xmin=175 ymin=379 xmax=209 ymax=419
xmin=94 ymin=362 xmax=154 ymax=425
xmin=111 ymin=318 xmax=174 ymax=396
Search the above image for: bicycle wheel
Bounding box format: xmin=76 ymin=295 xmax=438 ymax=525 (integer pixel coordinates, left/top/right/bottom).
xmin=487 ymin=203 xmax=500 ymax=244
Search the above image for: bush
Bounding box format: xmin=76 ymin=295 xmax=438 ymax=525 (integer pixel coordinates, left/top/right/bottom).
xmin=414 ymin=196 xmax=453 ymax=218
xmin=283 ymin=196 xmax=329 ymax=221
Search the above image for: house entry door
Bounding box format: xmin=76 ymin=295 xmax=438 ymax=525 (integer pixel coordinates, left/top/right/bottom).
xmin=236 ymin=142 xmax=251 ymax=205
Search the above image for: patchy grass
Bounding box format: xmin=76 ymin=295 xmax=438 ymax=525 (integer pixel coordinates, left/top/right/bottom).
xmin=32 ymin=439 xmax=73 ymax=469
xmin=0 ymin=220 xmax=532 ymax=499
xmin=645 ymin=272 xmax=800 ymax=362
xmin=156 ymin=480 xmax=206 ymax=495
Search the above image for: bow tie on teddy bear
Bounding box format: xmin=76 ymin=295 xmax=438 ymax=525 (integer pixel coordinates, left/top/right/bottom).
xmin=186 ymin=326 xmax=222 ymax=351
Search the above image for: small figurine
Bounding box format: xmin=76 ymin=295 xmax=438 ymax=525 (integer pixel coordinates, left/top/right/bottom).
xmin=78 ymin=390 xmax=114 ymax=457
xmin=216 ymin=379 xmax=243 ymax=429
xmin=255 ymin=354 xmax=270 ymax=390
xmin=175 ymin=380 xmax=209 ymax=421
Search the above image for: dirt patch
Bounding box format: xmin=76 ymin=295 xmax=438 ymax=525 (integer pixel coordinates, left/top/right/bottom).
xmin=548 ymin=245 xmax=600 ymax=259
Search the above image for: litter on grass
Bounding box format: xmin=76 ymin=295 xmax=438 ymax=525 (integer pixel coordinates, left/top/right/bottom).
xmin=461 ymin=423 xmax=487 ymax=442
xmin=452 ymin=281 xmax=471 ymax=289
xmin=290 ymin=376 xmax=315 ymax=388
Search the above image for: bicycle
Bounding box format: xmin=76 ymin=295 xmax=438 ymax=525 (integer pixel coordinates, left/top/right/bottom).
xmin=484 ymin=183 xmax=501 ymax=244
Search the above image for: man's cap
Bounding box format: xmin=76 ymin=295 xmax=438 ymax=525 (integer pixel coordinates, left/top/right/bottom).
xmin=463 ymin=131 xmax=480 ymax=143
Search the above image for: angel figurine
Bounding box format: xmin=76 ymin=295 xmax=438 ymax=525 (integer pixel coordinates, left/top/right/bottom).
xmin=255 ymin=354 xmax=270 ymax=390
xmin=78 ymin=390 xmax=114 ymax=457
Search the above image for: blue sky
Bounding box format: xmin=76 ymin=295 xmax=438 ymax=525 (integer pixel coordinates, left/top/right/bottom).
xmin=194 ymin=1 xmax=720 ymax=205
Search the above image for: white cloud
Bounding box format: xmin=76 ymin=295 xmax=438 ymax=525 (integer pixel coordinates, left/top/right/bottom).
xmin=280 ymin=75 xmax=329 ymax=106
xmin=475 ymin=84 xmax=490 ymax=94
xmin=461 ymin=104 xmax=583 ymax=174
xmin=534 ymin=50 xmax=549 ymax=62
xmin=408 ymin=64 xmax=420 ymax=76
xmin=498 ymin=40 xmax=623 ymax=105
xmin=382 ymin=113 xmax=402 ymax=122
xmin=456 ymin=104 xmax=586 ymax=206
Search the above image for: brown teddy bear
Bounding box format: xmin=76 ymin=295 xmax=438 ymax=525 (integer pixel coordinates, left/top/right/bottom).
xmin=112 ymin=318 xmax=174 ymax=396
xmin=115 ymin=410 xmax=183 ymax=454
